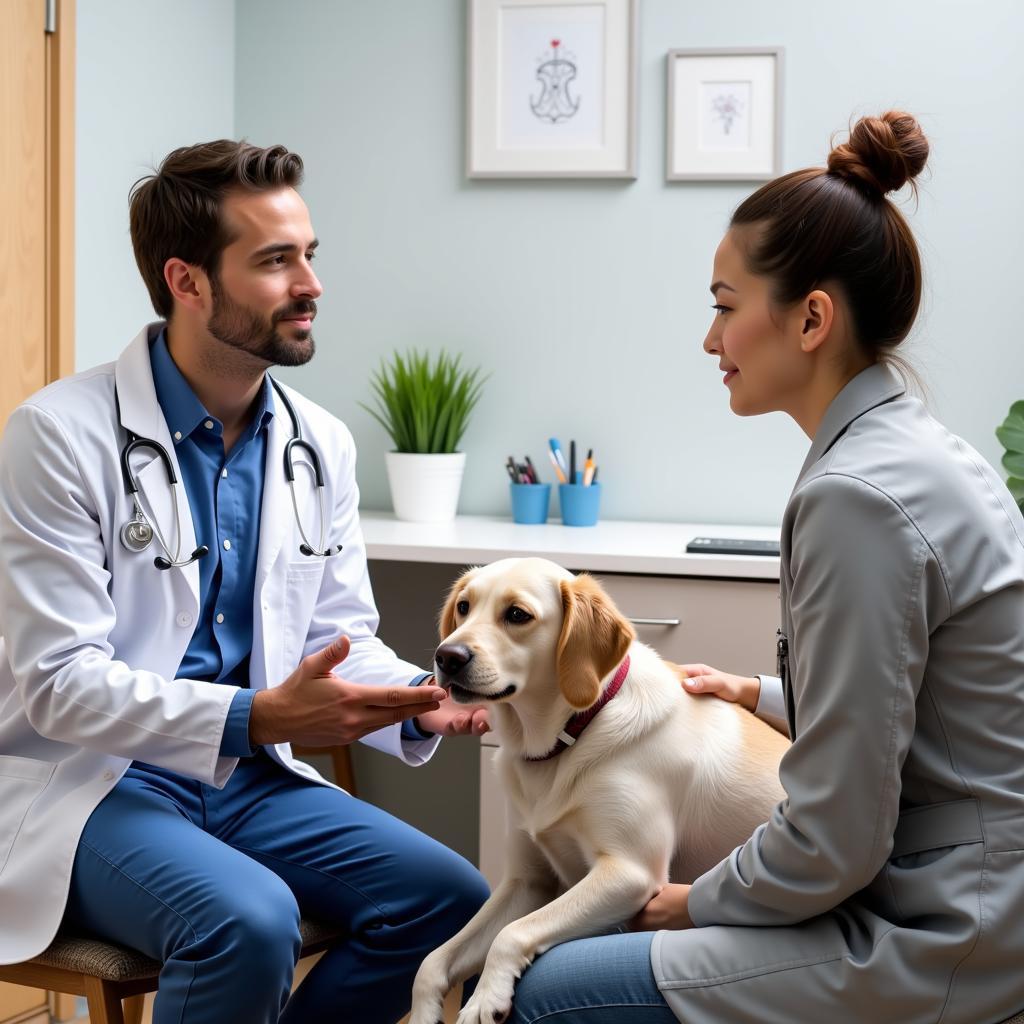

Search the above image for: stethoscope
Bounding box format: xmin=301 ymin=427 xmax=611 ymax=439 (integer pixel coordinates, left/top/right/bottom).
xmin=116 ymin=377 xmax=343 ymax=570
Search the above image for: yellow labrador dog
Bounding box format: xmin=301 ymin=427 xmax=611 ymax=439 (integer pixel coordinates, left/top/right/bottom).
xmin=409 ymin=557 xmax=787 ymax=1024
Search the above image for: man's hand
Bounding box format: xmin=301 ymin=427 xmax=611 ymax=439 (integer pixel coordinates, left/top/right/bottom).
xmin=628 ymin=883 xmax=694 ymax=931
xmin=249 ymin=636 xmax=448 ymax=747
xmin=415 ymin=691 xmax=490 ymax=737
xmin=667 ymin=661 xmax=761 ymax=712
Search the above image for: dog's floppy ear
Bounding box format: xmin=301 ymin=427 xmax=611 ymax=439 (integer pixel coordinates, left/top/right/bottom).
xmin=439 ymin=567 xmax=477 ymax=641
xmin=556 ymin=573 xmax=635 ymax=709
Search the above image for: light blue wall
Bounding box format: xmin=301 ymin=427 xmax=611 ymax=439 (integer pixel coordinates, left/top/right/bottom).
xmin=80 ymin=1 xmax=1024 ymax=526
xmin=76 ymin=0 xmax=235 ymax=372
xmin=233 ymin=0 xmax=1024 ymax=525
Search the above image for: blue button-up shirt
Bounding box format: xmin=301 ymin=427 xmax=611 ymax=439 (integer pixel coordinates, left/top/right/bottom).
xmin=150 ymin=331 xmax=433 ymax=756
xmin=150 ymin=330 xmax=267 ymax=757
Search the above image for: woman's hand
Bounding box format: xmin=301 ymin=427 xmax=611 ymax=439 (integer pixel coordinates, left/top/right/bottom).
xmin=629 ymin=883 xmax=694 ymax=931
xmin=668 ymin=661 xmax=761 ymax=712
xmin=416 ymin=699 xmax=490 ymax=737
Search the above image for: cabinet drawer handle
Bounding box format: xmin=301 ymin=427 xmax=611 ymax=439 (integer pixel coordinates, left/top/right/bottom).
xmin=627 ymin=617 xmax=681 ymax=627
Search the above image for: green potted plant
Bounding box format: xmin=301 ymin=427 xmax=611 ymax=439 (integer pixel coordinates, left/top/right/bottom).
xmin=361 ymin=349 xmax=487 ymax=522
xmin=997 ymin=401 xmax=1024 ymax=512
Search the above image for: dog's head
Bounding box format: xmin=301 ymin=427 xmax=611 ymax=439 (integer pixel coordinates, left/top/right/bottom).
xmin=434 ymin=557 xmax=635 ymax=710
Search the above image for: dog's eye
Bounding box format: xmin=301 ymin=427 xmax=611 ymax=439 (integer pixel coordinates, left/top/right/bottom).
xmin=456 ymin=600 xmax=470 ymax=616
xmin=505 ymin=605 xmax=533 ymax=625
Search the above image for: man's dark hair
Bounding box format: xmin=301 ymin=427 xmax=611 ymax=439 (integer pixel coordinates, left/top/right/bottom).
xmin=128 ymin=140 xmax=304 ymax=319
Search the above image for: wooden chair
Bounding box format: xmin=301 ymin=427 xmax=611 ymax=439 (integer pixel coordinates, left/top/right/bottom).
xmin=0 ymin=917 xmax=343 ymax=1024
xmin=293 ymin=742 xmax=357 ymax=794
xmin=0 ymin=750 xmax=355 ymax=1023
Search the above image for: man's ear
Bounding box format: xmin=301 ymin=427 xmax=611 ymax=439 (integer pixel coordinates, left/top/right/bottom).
xmin=439 ymin=568 xmax=477 ymax=641
xmin=556 ymin=574 xmax=635 ymax=709
xmin=163 ymin=257 xmax=207 ymax=315
xmin=797 ymin=288 xmax=835 ymax=354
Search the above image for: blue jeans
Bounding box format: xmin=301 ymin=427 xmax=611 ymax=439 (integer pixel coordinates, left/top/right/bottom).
xmin=510 ymin=931 xmax=677 ymax=1023
xmin=61 ymin=750 xmax=489 ymax=1024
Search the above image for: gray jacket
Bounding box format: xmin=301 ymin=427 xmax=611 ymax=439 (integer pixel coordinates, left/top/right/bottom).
xmin=653 ymin=363 xmax=1024 ymax=1023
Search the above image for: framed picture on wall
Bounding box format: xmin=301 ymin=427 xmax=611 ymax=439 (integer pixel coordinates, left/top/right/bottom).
xmin=666 ymin=47 xmax=784 ymax=181
xmin=467 ymin=0 xmax=638 ymax=178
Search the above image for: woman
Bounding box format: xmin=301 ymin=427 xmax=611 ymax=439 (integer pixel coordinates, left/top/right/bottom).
xmin=509 ymin=111 xmax=1024 ymax=1023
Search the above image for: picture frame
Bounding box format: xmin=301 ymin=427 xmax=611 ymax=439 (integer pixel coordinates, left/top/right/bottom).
xmin=666 ymin=47 xmax=784 ymax=182
xmin=467 ymin=0 xmax=639 ymax=179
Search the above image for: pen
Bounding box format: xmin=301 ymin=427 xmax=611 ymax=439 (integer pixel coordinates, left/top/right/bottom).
xmin=569 ymin=440 xmax=576 ymax=485
xmin=549 ymin=438 xmax=568 ymax=478
xmin=548 ymin=438 xmax=565 ymax=473
xmin=524 ymin=456 xmax=538 ymax=483
xmin=547 ymin=449 xmax=567 ymax=484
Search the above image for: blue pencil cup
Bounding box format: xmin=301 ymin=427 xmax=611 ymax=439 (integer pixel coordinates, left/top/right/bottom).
xmin=559 ymin=481 xmax=602 ymax=527
xmin=510 ymin=483 xmax=551 ymax=524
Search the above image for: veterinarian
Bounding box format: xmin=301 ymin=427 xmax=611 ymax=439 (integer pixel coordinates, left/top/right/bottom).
xmin=0 ymin=140 xmax=491 ymax=1023
xmin=510 ymin=111 xmax=1024 ymax=1023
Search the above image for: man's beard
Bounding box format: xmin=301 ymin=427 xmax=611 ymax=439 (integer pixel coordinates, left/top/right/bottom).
xmin=207 ymin=274 xmax=316 ymax=368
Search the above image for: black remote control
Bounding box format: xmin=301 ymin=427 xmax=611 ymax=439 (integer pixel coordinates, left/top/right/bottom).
xmin=686 ymin=536 xmax=780 ymax=557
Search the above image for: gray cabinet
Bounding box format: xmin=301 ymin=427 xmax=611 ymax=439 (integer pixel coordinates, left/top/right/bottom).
xmin=593 ymin=572 xmax=779 ymax=674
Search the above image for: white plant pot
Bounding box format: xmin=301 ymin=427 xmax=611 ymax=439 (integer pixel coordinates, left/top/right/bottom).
xmin=385 ymin=451 xmax=467 ymax=523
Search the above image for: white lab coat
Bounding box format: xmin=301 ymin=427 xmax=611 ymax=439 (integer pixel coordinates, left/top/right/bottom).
xmin=0 ymin=323 xmax=440 ymax=965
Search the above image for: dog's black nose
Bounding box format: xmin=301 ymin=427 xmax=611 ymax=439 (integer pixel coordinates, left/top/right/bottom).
xmin=435 ymin=643 xmax=473 ymax=676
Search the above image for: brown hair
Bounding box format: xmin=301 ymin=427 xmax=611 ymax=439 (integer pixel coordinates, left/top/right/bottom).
xmin=731 ymin=111 xmax=929 ymax=371
xmin=128 ymin=140 xmax=305 ymax=320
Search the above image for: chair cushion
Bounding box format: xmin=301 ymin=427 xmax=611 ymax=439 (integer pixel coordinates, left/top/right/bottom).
xmin=30 ymin=918 xmax=343 ymax=982
xmin=31 ymin=936 xmax=160 ymax=982
xmin=297 ymin=917 xmax=345 ymax=949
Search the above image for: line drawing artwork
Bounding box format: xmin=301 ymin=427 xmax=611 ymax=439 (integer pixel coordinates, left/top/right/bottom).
xmin=710 ymin=89 xmax=744 ymax=134
xmin=530 ymin=38 xmax=581 ymax=124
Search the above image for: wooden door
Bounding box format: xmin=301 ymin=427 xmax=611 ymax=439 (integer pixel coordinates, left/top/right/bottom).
xmin=0 ymin=0 xmax=74 ymax=431
xmin=0 ymin=0 xmax=74 ymax=1017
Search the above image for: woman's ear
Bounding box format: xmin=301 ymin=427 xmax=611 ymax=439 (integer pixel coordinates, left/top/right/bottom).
xmin=556 ymin=574 xmax=635 ymax=709
xmin=798 ymin=289 xmax=835 ymax=353
xmin=439 ymin=568 xmax=476 ymax=641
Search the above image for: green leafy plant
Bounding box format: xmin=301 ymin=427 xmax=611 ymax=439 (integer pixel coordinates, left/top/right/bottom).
xmin=996 ymin=401 xmax=1024 ymax=510
xmin=360 ymin=349 xmax=487 ymax=454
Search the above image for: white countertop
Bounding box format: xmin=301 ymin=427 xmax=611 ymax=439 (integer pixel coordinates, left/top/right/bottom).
xmin=360 ymin=512 xmax=781 ymax=580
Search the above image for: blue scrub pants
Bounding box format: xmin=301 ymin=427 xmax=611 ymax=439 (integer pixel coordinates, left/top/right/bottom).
xmin=510 ymin=932 xmax=675 ymax=1023
xmin=61 ymin=750 xmax=489 ymax=1024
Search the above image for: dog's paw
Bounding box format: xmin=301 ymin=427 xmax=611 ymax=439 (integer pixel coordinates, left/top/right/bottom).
xmin=456 ymin=972 xmax=516 ymax=1024
xmin=410 ymin=955 xmax=451 ymax=1024
xmin=408 ymin=997 xmax=447 ymax=1024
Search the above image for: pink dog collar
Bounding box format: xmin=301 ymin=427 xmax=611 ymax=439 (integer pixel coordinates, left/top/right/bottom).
xmin=524 ymin=655 xmax=631 ymax=762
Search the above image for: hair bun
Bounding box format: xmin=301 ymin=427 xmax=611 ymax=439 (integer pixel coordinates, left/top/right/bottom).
xmin=827 ymin=111 xmax=929 ymax=197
